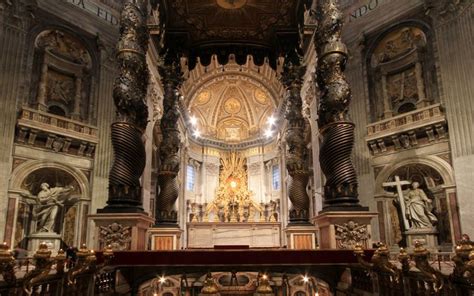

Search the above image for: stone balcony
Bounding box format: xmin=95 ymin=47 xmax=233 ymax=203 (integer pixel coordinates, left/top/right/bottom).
xmin=16 ymin=106 xmax=99 ymax=157
xmin=365 ymin=103 xmax=447 ymax=155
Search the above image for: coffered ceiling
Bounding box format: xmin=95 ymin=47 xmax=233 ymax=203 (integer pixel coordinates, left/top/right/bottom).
xmin=158 ymin=0 xmax=306 ymax=69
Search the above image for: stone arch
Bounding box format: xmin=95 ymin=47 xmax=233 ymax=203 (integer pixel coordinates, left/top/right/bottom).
xmin=375 ymin=155 xmax=454 ymax=196
xmin=8 ymin=160 xmax=91 ymax=248
xmin=374 ymin=155 xmax=459 ymax=247
xmin=10 ymin=160 xmax=90 ymax=197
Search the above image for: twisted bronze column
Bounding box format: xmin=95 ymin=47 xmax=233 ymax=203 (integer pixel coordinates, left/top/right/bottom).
xmin=155 ymin=60 xmax=183 ymax=225
xmin=281 ymin=56 xmax=311 ymax=224
xmin=100 ymin=0 xmax=149 ymax=213
xmin=315 ymin=0 xmax=365 ymax=210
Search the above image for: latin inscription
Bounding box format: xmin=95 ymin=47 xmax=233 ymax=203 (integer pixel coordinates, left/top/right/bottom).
xmin=347 ymin=0 xmax=387 ymax=22
xmin=65 ymin=0 xmax=119 ymax=26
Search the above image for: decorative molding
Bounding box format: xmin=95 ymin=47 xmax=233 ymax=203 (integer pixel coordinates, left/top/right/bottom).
xmin=366 ymin=103 xmax=447 ymax=155
xmin=424 ymin=0 xmax=472 ymax=24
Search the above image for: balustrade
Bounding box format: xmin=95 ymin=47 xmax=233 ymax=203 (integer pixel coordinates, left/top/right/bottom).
xmin=0 ymin=242 xmax=113 ymax=296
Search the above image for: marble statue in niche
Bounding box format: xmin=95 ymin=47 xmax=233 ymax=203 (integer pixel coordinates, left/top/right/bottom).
xmin=18 ymin=168 xmax=81 ymax=240
xmin=404 ymin=181 xmax=438 ymax=229
xmin=382 ymin=163 xmax=455 ymax=248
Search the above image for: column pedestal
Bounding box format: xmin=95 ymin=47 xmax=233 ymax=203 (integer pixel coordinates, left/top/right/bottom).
xmin=148 ymin=227 xmax=183 ymax=250
xmin=405 ymin=228 xmax=439 ymax=252
xmin=313 ymin=211 xmax=377 ymax=249
xmin=27 ymin=233 xmax=61 ymax=255
xmin=284 ymin=225 xmax=318 ymax=249
xmin=89 ymin=213 xmax=153 ymax=250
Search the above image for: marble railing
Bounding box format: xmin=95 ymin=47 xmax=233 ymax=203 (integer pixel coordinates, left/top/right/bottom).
xmin=366 ymin=103 xmax=447 ymax=155
xmin=16 ymin=107 xmax=99 ymax=157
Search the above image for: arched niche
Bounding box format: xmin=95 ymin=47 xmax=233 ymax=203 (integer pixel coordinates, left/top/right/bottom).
xmin=29 ymin=29 xmax=94 ymax=122
xmin=8 ymin=160 xmax=90 ymax=249
xmin=374 ymin=156 xmax=459 ymax=249
xmin=365 ymin=22 xmax=440 ymax=122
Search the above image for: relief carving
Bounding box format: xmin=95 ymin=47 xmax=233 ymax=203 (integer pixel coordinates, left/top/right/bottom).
xmin=36 ymin=30 xmax=91 ymax=66
xmin=47 ymin=70 xmax=76 ymax=105
xmin=369 ymin=27 xmax=432 ymax=119
xmin=373 ymin=28 xmax=426 ymax=65
xmin=33 ymin=30 xmax=92 ymax=120
xmin=424 ymin=0 xmax=471 ymax=21
xmin=99 ymin=222 xmax=131 ymax=250
xmin=335 ymin=221 xmax=370 ymax=249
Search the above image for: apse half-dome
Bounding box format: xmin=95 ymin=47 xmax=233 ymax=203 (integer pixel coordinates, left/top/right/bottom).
xmin=183 ymin=55 xmax=283 ymax=144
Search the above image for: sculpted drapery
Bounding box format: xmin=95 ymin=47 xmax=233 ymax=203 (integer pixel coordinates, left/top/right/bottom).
xmin=35 ymin=183 xmax=74 ymax=233
xmin=404 ymin=182 xmax=437 ymax=229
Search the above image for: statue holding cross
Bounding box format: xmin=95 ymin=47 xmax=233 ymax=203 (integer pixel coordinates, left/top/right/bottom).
xmin=383 ymin=176 xmax=411 ymax=231
xmin=383 ymin=176 xmax=438 ymax=231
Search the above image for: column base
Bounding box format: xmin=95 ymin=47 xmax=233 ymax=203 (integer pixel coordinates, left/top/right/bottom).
xmin=284 ymin=224 xmax=318 ymax=249
xmin=148 ymin=227 xmax=184 ymax=250
xmin=405 ymin=228 xmax=439 ymax=252
xmin=89 ymin=212 xmax=154 ymax=251
xmin=313 ymin=211 xmax=377 ymax=249
xmin=97 ymin=205 xmax=145 ymax=213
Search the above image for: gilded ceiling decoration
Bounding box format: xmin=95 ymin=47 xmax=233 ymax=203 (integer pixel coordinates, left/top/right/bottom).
xmin=189 ymin=76 xmax=274 ymax=142
xmin=181 ymin=54 xmax=284 ymax=145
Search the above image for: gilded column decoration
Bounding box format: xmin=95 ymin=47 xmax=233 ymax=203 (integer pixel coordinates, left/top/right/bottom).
xmin=315 ymin=0 xmax=363 ymax=210
xmin=155 ymin=58 xmax=183 ymax=224
xmin=281 ymin=54 xmax=310 ymax=223
xmin=100 ymin=0 xmax=149 ymax=213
